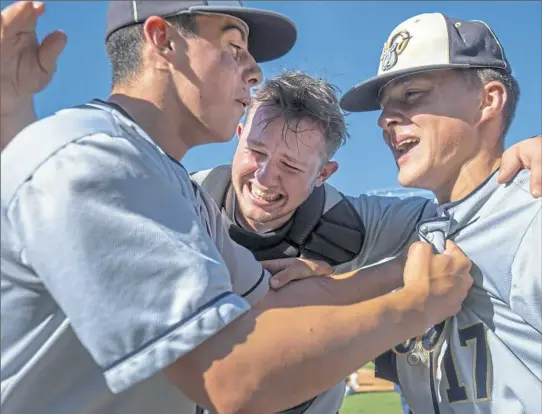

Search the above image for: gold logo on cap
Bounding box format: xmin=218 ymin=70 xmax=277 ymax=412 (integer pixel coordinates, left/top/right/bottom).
xmin=380 ymin=31 xmax=411 ymax=72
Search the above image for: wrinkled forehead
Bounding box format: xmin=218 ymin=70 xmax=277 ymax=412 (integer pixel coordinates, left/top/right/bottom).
xmin=245 ymin=104 xmax=327 ymax=158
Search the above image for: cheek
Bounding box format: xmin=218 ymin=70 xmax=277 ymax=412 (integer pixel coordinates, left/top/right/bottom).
xmin=432 ymin=120 xmax=476 ymax=164
xmin=197 ymin=51 xmax=237 ymax=98
xmin=232 ymin=152 xmax=257 ymax=180
xmin=284 ymin=174 xmax=315 ymax=200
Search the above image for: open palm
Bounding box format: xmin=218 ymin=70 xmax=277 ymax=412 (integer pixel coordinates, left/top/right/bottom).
xmin=1 ymin=1 xmax=66 ymax=115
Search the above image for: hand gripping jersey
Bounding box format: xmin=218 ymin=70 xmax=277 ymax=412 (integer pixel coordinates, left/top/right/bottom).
xmin=376 ymin=170 xmax=541 ymax=414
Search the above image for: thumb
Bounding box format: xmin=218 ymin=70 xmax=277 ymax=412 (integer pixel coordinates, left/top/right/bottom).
xmin=404 ymin=241 xmax=431 ymax=278
xmin=38 ymin=30 xmax=67 ymax=75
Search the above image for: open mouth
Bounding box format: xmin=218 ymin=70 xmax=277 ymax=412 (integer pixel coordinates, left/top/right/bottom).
xmin=393 ymin=137 xmax=420 ymax=160
xmin=246 ymin=182 xmax=284 ymax=203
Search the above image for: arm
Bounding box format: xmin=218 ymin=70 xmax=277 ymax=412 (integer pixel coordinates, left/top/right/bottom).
xmin=0 ymin=1 xmax=66 ymax=149
xmin=267 ymin=255 xmax=404 ymax=302
xmin=166 ymin=241 xmax=471 ymax=413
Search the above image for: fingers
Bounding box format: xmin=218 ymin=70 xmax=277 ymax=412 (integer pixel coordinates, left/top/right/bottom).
xmin=443 ymin=240 xmax=473 ymax=288
xmin=38 ymin=30 xmax=67 ymax=75
xmin=1 ymin=1 xmax=43 ymax=37
xmin=530 ymin=159 xmax=542 ymax=198
xmin=443 ymin=240 xmax=470 ymax=268
xmin=498 ymin=136 xmax=542 ymax=198
xmin=497 ymin=145 xmax=519 ymax=184
xmin=269 ymin=259 xmax=333 ymax=290
xmin=524 ymin=136 xmax=542 ymax=198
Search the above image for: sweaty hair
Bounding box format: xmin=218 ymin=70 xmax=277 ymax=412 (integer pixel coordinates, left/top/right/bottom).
xmin=248 ymin=71 xmax=349 ymax=160
xmin=457 ymin=68 xmax=520 ymax=142
xmin=106 ymin=14 xmax=198 ymax=87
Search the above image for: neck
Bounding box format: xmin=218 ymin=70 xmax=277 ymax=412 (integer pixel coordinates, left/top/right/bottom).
xmin=236 ymin=211 xmax=295 ymax=233
xmin=109 ymin=75 xmax=206 ymax=161
xmin=435 ymin=151 xmax=502 ymax=204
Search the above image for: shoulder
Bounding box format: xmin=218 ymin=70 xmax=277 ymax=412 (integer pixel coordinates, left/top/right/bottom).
xmin=1 ymin=107 xmax=182 ymax=210
xmin=341 ymin=188 xmax=434 ymax=219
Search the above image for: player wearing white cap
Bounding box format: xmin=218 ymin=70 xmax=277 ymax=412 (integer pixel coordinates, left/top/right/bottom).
xmin=341 ymin=13 xmax=542 ymax=414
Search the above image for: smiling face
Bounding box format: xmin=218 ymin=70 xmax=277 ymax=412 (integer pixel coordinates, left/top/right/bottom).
xmin=231 ymin=103 xmax=338 ymax=232
xmin=377 ymin=70 xmax=486 ymax=195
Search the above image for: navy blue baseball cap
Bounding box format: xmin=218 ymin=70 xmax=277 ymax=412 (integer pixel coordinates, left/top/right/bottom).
xmin=105 ymin=1 xmax=297 ymax=63
xmin=340 ymin=13 xmax=512 ymax=112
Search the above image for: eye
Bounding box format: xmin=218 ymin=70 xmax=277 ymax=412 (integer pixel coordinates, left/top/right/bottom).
xmin=230 ymin=43 xmax=242 ymax=59
xmin=248 ymin=147 xmax=264 ymax=156
xmin=283 ymin=162 xmax=301 ymax=172
xmin=404 ymin=90 xmax=423 ymax=103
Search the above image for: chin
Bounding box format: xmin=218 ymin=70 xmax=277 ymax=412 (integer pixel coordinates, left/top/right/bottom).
xmin=398 ymin=167 xmax=429 ymax=189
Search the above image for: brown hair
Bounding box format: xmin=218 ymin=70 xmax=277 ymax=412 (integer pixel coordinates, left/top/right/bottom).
xmin=248 ymin=71 xmax=349 ymax=159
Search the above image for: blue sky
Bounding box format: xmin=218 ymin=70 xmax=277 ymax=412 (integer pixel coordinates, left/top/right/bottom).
xmin=21 ymin=1 xmax=542 ymax=195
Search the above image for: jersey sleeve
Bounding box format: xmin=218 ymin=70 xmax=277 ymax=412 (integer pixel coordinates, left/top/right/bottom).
xmin=510 ymin=206 xmax=542 ymax=332
xmin=334 ymin=194 xmax=436 ymax=272
xmin=5 ymin=134 xmax=250 ymax=394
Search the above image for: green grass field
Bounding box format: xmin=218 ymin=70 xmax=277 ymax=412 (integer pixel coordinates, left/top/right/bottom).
xmin=339 ymin=362 xmax=403 ymax=413
xmin=339 ymin=392 xmax=402 ymax=414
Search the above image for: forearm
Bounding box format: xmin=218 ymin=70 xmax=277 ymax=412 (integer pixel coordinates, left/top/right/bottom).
xmin=167 ymin=268 xmax=422 ymax=413
xmin=1 ymin=100 xmax=37 ymax=151
xmin=327 ymin=257 xmax=404 ymax=304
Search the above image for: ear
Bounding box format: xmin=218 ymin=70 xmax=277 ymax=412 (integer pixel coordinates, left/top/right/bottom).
xmin=478 ymin=80 xmax=507 ymax=129
xmin=142 ymin=16 xmax=177 ymax=66
xmin=315 ymin=161 xmax=339 ymax=187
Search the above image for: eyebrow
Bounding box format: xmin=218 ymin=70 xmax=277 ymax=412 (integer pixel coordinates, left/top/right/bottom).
xmin=248 ymin=141 xmax=308 ymax=167
xmin=221 ymin=24 xmax=247 ymax=43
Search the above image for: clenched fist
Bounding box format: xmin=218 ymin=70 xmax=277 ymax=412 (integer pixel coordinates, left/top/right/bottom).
xmin=402 ymin=240 xmax=473 ymax=329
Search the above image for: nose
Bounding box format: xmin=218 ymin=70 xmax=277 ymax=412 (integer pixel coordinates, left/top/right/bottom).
xmin=254 ymin=159 xmax=279 ymax=188
xmin=243 ymin=54 xmax=263 ymax=87
xmin=378 ymin=102 xmax=404 ymax=131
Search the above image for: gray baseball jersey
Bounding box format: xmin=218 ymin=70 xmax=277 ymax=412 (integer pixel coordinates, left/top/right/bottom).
xmin=376 ymin=170 xmax=541 ymax=414
xmin=1 ymin=101 xmax=271 ymax=414
xmin=192 ymin=169 xmax=437 ymax=414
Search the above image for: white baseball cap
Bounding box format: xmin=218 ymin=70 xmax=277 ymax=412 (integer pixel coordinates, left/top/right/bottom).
xmin=340 ymin=13 xmax=511 ymax=112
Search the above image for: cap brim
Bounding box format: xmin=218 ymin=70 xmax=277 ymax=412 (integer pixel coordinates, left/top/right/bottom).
xmin=340 ymin=64 xmax=469 ymax=112
xmin=190 ymin=6 xmax=297 ymax=63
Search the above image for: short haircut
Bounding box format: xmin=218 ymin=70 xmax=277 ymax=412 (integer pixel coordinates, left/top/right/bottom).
xmin=248 ymin=71 xmax=349 ymax=159
xmin=106 ymin=14 xmax=198 ymax=87
xmin=457 ymin=68 xmax=520 ymax=141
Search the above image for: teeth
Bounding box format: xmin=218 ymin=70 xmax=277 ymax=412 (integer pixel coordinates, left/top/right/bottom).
xmin=251 ymin=186 xmax=282 ymax=202
xmin=395 ymin=138 xmax=419 ymax=152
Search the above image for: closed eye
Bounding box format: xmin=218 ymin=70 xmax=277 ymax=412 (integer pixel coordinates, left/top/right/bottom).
xmin=283 ymin=162 xmax=301 ymax=172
